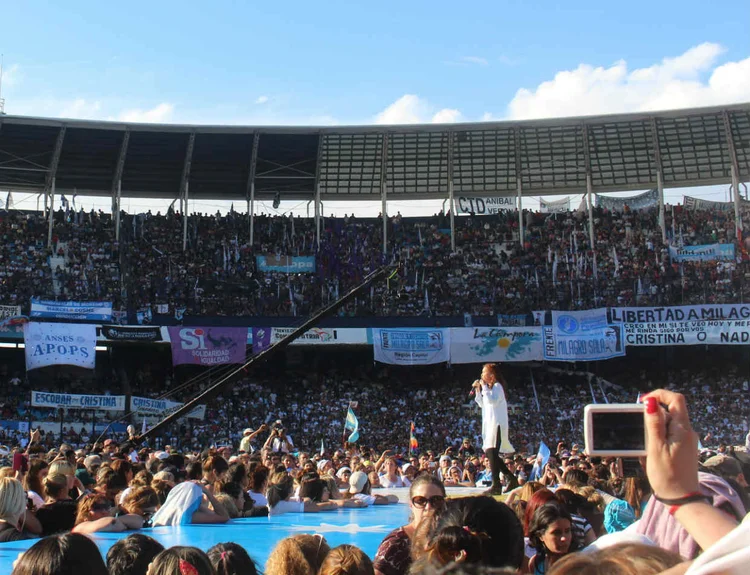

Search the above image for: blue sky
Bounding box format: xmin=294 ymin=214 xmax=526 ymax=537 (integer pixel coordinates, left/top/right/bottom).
xmin=1 ymin=0 xmax=749 ymax=214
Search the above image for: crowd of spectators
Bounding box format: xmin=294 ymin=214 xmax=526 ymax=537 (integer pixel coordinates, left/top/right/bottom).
xmin=0 ymin=384 xmax=748 ymax=575
xmin=1 ymin=201 xmax=748 ymax=319
xmin=2 ymin=349 xmax=748 ymax=454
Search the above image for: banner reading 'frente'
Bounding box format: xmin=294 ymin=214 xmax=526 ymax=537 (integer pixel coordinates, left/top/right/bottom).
xmin=449 ymin=327 xmax=543 ymax=364
xmin=545 ymin=309 xmax=624 ymax=361
xmin=24 ymin=322 xmax=97 ymax=370
xmin=611 ymin=304 xmax=750 ymax=346
xmin=30 ymin=298 xmax=113 ymax=321
xmin=168 ymin=327 xmax=248 ymax=366
xmin=373 ymin=328 xmax=450 ymax=365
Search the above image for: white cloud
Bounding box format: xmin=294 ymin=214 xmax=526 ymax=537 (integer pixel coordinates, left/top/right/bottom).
xmin=460 ymin=56 xmax=488 ymax=66
xmin=1 ymin=63 xmax=21 ymax=87
xmin=507 ymin=42 xmax=750 ymax=120
xmin=113 ymin=103 xmax=174 ymax=123
xmin=431 ymin=108 xmax=462 ymax=124
xmin=374 ymin=94 xmax=463 ymax=125
xmin=255 ymin=95 xmax=269 ymax=105
xmin=59 ymin=99 xmax=103 ymax=120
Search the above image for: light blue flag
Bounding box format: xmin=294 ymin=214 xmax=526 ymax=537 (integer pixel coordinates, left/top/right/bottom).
xmin=344 ymin=407 xmax=360 ymax=443
xmin=530 ymin=441 xmax=552 ymax=481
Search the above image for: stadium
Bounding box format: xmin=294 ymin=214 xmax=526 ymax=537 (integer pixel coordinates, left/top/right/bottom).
xmin=1 ymin=98 xmax=750 ymax=574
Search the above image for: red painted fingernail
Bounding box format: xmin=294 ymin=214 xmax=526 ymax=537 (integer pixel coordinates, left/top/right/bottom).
xmin=646 ymin=397 xmax=658 ymax=414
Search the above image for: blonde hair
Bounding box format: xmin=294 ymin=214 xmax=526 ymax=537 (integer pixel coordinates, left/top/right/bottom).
xmin=548 ymin=543 xmax=682 ymax=575
xmin=576 ymin=486 xmax=605 ymax=512
xmin=265 ymin=534 xmax=330 ymax=575
xmin=213 ymin=493 xmax=239 ymax=519
xmin=518 ymin=481 xmax=544 ymax=502
xmin=0 ymin=478 xmax=27 ymax=524
xmin=48 ymin=460 xmax=75 ymax=477
xmin=120 ymin=486 xmax=159 ymax=516
xmin=318 ymin=544 xmax=374 ymax=575
xmin=0 ymin=467 xmax=15 ymax=479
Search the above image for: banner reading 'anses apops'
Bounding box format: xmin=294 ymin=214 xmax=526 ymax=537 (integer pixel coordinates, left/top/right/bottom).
xmin=24 ymin=322 xmax=97 ymax=370
xmin=611 ymin=304 xmax=750 ymax=346
xmin=454 ymin=196 xmax=516 ymax=215
xmin=30 ymin=298 xmax=113 ymax=321
xmin=168 ymin=327 xmax=247 ymax=366
xmin=256 ymin=255 xmax=316 ymax=273
xmin=373 ymin=328 xmax=450 ymax=365
xmin=449 ymin=327 xmax=543 ymax=364
xmin=31 ymin=391 xmax=125 ymax=411
xmin=668 ymin=244 xmax=735 ymax=262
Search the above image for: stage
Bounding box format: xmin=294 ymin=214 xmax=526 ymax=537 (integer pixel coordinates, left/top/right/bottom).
xmin=0 ymin=488 xmax=487 ymax=573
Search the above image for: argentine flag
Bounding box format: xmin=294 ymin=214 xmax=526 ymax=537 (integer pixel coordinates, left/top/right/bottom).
xmin=344 ymin=407 xmax=360 ymax=443
xmin=530 ymin=441 xmax=551 ymax=481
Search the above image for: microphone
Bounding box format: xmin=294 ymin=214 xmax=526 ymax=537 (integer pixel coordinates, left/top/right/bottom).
xmin=469 ymin=380 xmax=481 ymax=397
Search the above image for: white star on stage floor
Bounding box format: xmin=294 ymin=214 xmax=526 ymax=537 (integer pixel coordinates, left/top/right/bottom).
xmin=288 ymin=523 xmax=391 ymax=534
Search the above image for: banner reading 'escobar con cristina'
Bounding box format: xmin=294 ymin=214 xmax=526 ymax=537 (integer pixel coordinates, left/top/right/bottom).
xmin=373 ymin=328 xmax=450 ymax=365
xmin=30 ymin=298 xmax=113 ymax=321
xmin=168 ymin=327 xmax=247 ymax=366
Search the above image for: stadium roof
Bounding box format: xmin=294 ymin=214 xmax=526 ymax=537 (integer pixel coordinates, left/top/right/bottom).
xmin=0 ymin=103 xmax=748 ymax=202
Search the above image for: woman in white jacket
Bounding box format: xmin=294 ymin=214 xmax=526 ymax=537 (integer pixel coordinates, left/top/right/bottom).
xmin=473 ymin=363 xmax=517 ymax=495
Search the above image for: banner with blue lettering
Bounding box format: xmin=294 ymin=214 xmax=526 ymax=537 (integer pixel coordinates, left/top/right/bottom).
xmin=31 ymin=391 xmax=125 ymax=411
xmin=24 ymin=322 xmax=96 ymax=370
xmin=130 ymin=396 xmax=206 ymax=420
xmin=373 ymin=328 xmax=450 ymax=365
xmin=545 ymin=309 xmax=624 ymax=361
xmin=256 ymin=255 xmax=316 ymax=273
xmin=543 ymin=324 xmax=625 ymax=361
xmin=30 ymin=298 xmax=113 ymax=321
xmin=611 ymin=304 xmax=750 ymax=346
xmin=450 ymin=327 xmax=543 ymax=364
xmin=668 ymin=244 xmax=735 ymax=262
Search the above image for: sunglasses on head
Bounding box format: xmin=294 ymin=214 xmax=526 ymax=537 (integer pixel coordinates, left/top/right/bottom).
xmin=411 ymin=495 xmax=446 ymax=509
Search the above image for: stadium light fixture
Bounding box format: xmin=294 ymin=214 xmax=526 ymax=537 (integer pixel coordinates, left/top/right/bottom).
xmin=0 ymin=342 xmax=17 ymax=348
xmin=95 ymin=345 xmax=108 ymax=351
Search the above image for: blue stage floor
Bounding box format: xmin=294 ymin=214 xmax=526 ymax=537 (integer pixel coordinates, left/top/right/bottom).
xmin=0 ymin=504 xmax=410 ymax=574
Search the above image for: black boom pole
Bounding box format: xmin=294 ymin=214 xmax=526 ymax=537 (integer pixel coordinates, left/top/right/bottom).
xmin=137 ymin=264 xmax=397 ymax=442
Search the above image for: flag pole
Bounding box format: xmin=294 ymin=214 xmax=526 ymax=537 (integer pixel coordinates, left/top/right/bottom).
xmin=139 ymin=264 xmax=396 ymax=441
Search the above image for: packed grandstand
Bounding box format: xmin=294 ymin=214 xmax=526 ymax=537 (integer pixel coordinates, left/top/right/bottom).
xmin=1 ymin=104 xmax=750 ymax=575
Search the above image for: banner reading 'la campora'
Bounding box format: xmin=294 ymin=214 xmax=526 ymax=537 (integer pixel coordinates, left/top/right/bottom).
xmin=449 ymin=327 xmax=543 ymax=364
xmin=24 ymin=322 xmax=97 ymax=370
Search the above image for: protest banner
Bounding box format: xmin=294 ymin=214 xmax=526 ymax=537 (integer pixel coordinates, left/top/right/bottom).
xmin=454 ymin=196 xmax=516 ymax=215
xmin=168 ymin=327 xmax=247 ymax=366
xmin=611 ymin=304 xmax=750 ymax=345
xmin=450 ymin=327 xmax=543 ymax=364
xmin=373 ymin=328 xmax=450 ymax=365
xmin=30 ymin=298 xmax=113 ymax=321
xmin=31 ymin=391 xmax=125 ymax=411
xmin=256 ymin=255 xmax=316 ymax=273
xmin=668 ymin=244 xmax=735 ymax=262
xmin=24 ymin=322 xmax=96 ymax=370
